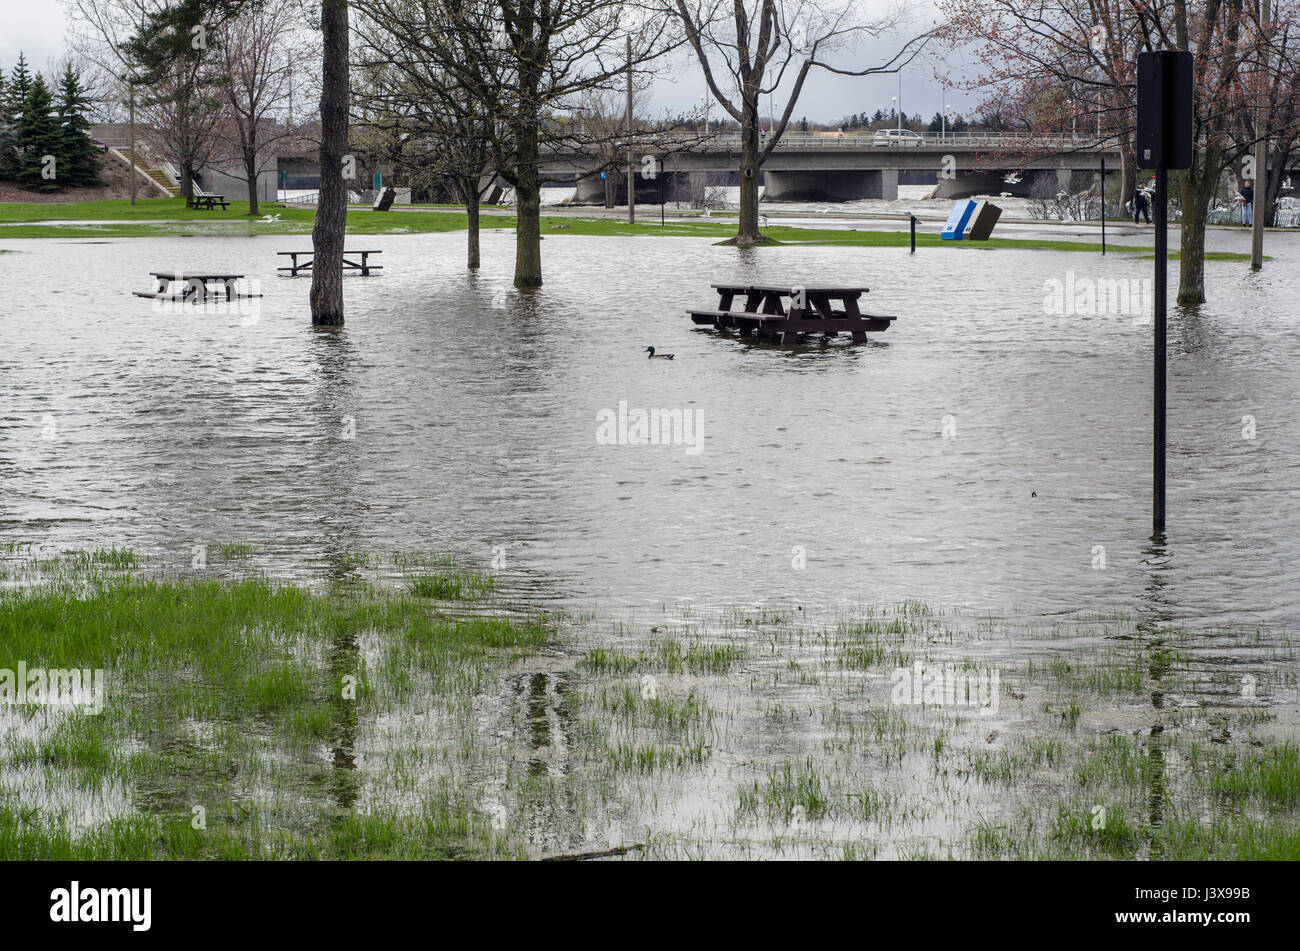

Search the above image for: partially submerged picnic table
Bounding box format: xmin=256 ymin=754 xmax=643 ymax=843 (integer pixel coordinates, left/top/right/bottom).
xmin=133 ymin=270 xmax=261 ymax=301
xmin=690 ymin=284 xmax=896 ymax=343
xmin=277 ymin=249 xmax=382 ymax=276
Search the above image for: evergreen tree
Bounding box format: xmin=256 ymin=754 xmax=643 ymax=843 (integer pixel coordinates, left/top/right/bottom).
xmin=57 ymin=64 xmax=103 ymax=187
xmin=0 ymin=66 xmax=9 ymax=179
xmin=17 ymin=74 xmax=61 ymax=191
xmin=0 ymin=55 xmax=34 ymax=180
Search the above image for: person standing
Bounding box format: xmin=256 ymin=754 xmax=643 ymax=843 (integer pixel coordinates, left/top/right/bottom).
xmin=1241 ymin=179 xmax=1254 ymax=226
xmin=1133 ymin=187 xmax=1151 ymax=224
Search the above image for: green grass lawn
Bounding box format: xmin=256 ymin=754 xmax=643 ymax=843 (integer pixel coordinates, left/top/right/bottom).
xmin=0 ymin=196 xmax=1237 ymax=256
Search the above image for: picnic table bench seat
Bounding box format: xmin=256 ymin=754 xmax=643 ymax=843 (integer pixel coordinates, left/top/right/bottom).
xmin=277 ymin=250 xmax=383 ymax=276
xmin=133 ymin=270 xmax=261 ymax=301
xmin=690 ymin=283 xmax=895 ymax=343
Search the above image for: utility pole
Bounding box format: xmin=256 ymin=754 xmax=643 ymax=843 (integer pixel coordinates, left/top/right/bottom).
xmin=128 ymin=82 xmax=137 ymax=206
xmin=897 ymin=69 xmax=903 ymax=132
xmin=626 ymin=35 xmax=635 ymax=225
xmin=1251 ymin=0 xmax=1270 ymax=270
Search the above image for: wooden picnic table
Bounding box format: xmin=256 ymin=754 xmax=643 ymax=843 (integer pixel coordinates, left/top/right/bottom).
xmin=132 ymin=270 xmax=261 ymax=301
xmin=192 ymin=195 xmax=229 ymax=210
xmin=689 ymin=283 xmax=896 ymax=343
xmin=277 ymin=249 xmax=383 ymax=276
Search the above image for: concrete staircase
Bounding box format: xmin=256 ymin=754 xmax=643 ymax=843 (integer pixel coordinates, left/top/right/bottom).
xmin=120 ymin=150 xmax=181 ymax=196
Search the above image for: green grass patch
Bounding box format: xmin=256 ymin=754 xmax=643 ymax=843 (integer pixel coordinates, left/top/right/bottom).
xmin=0 ymin=549 xmax=549 ymax=859
xmin=0 ymin=195 xmax=1241 ymax=255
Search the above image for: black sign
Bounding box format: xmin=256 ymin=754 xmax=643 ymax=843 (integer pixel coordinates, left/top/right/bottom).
xmin=1136 ymin=50 xmax=1194 ymax=170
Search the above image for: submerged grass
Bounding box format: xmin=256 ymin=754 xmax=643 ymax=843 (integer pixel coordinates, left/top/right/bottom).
xmin=0 ymin=549 xmax=547 ymax=859
xmin=2 ymin=548 xmax=1297 ymax=860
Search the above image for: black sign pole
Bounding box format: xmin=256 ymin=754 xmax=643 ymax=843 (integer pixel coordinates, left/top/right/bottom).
xmin=1137 ymin=48 xmax=1190 ymax=536
xmin=1100 ymin=156 xmax=1106 ymax=255
xmin=1153 ymin=166 xmax=1167 ymax=534
xmin=660 ymin=159 xmax=665 ymax=227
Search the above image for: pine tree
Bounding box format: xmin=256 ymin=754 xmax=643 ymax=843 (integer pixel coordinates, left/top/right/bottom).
xmin=0 ymin=66 xmax=9 ymax=179
xmin=0 ymin=55 xmax=34 ymax=181
xmin=57 ymin=64 xmax=103 ymax=187
xmin=17 ymin=74 xmax=61 ymax=191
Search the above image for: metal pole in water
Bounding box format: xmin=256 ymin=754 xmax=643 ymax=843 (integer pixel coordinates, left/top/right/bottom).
xmin=1153 ymin=166 xmax=1167 ymax=533
xmin=128 ymin=84 xmax=137 ymax=207
xmin=909 ymin=214 xmax=916 ymax=253
xmin=1251 ymin=0 xmax=1270 ymax=270
xmin=1100 ymin=156 xmax=1106 ymax=255
xmin=626 ymin=36 xmax=634 ymax=225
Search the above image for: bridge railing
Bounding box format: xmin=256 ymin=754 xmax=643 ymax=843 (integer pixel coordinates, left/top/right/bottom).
xmin=634 ymin=131 xmax=1110 ymax=151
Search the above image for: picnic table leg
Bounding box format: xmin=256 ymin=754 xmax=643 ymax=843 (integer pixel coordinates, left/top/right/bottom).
xmin=843 ymin=294 xmax=868 ymax=341
xmin=224 ymin=278 xmax=238 ymax=299
xmin=154 ymin=277 xmax=169 ymax=296
xmin=184 ymin=278 xmax=206 ymax=301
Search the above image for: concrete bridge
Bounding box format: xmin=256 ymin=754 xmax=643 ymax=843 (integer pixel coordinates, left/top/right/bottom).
xmin=540 ymin=131 xmax=1123 ymax=203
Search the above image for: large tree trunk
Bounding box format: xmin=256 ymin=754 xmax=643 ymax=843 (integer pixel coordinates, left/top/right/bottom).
xmin=245 ymin=152 xmax=260 ymax=217
xmin=311 ymin=0 xmax=349 ymax=326
xmin=734 ymin=102 xmax=762 ymax=245
xmin=459 ymin=178 xmax=481 ymax=269
xmin=513 ymin=119 xmax=542 ymax=287
xmin=245 ymin=128 xmax=259 ymax=215
xmin=1120 ymin=136 xmax=1137 ymax=208
xmin=1265 ymin=151 xmax=1290 ymax=227
xmin=1176 ymin=148 xmax=1219 ymax=307
xmin=180 ymin=155 xmax=195 ymax=207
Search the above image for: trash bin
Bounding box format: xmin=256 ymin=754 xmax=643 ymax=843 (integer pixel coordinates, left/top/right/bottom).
xmin=941 ymin=199 xmax=977 ymax=240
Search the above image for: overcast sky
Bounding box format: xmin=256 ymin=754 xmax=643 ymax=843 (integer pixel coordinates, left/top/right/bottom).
xmin=1 ymin=0 xmax=982 ymax=124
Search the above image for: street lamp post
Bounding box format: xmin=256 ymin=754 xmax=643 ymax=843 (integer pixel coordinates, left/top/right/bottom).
xmin=126 ymin=78 xmax=140 ymax=207
xmin=897 ymin=69 xmax=903 ymax=132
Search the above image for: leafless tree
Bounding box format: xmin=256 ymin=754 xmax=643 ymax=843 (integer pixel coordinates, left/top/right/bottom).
xmin=670 ymin=0 xmax=933 ymax=245
xmin=65 ymin=0 xmax=226 ymax=205
xmin=214 ymin=0 xmax=315 ymax=214
xmin=353 ymin=0 xmax=675 ymax=288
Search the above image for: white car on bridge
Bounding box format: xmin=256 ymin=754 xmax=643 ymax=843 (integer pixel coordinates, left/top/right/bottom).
xmin=871 ymin=129 xmax=925 ymax=148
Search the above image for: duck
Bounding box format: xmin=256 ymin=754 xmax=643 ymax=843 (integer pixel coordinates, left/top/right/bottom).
xmin=644 ymin=346 xmax=674 ymax=360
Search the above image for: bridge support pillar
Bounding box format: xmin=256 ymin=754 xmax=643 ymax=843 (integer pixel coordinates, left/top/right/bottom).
xmin=880 ymin=168 xmax=899 ymax=201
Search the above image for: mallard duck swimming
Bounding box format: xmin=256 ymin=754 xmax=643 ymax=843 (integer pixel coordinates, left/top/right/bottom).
xmin=644 ymin=347 xmax=674 ymax=360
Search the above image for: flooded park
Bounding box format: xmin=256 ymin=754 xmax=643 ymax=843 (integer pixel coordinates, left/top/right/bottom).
xmin=1 ymin=1 xmax=1298 ymax=911
xmin=2 ymin=222 xmax=1298 ymax=860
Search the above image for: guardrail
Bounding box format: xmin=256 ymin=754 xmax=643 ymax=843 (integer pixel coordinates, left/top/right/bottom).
xmin=643 ymin=131 xmax=1112 ymax=151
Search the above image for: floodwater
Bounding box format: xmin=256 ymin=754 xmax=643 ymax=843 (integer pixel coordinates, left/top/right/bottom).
xmin=2 ymin=227 xmax=1297 ymax=629
xmin=1 ymin=224 xmax=1298 ymax=858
